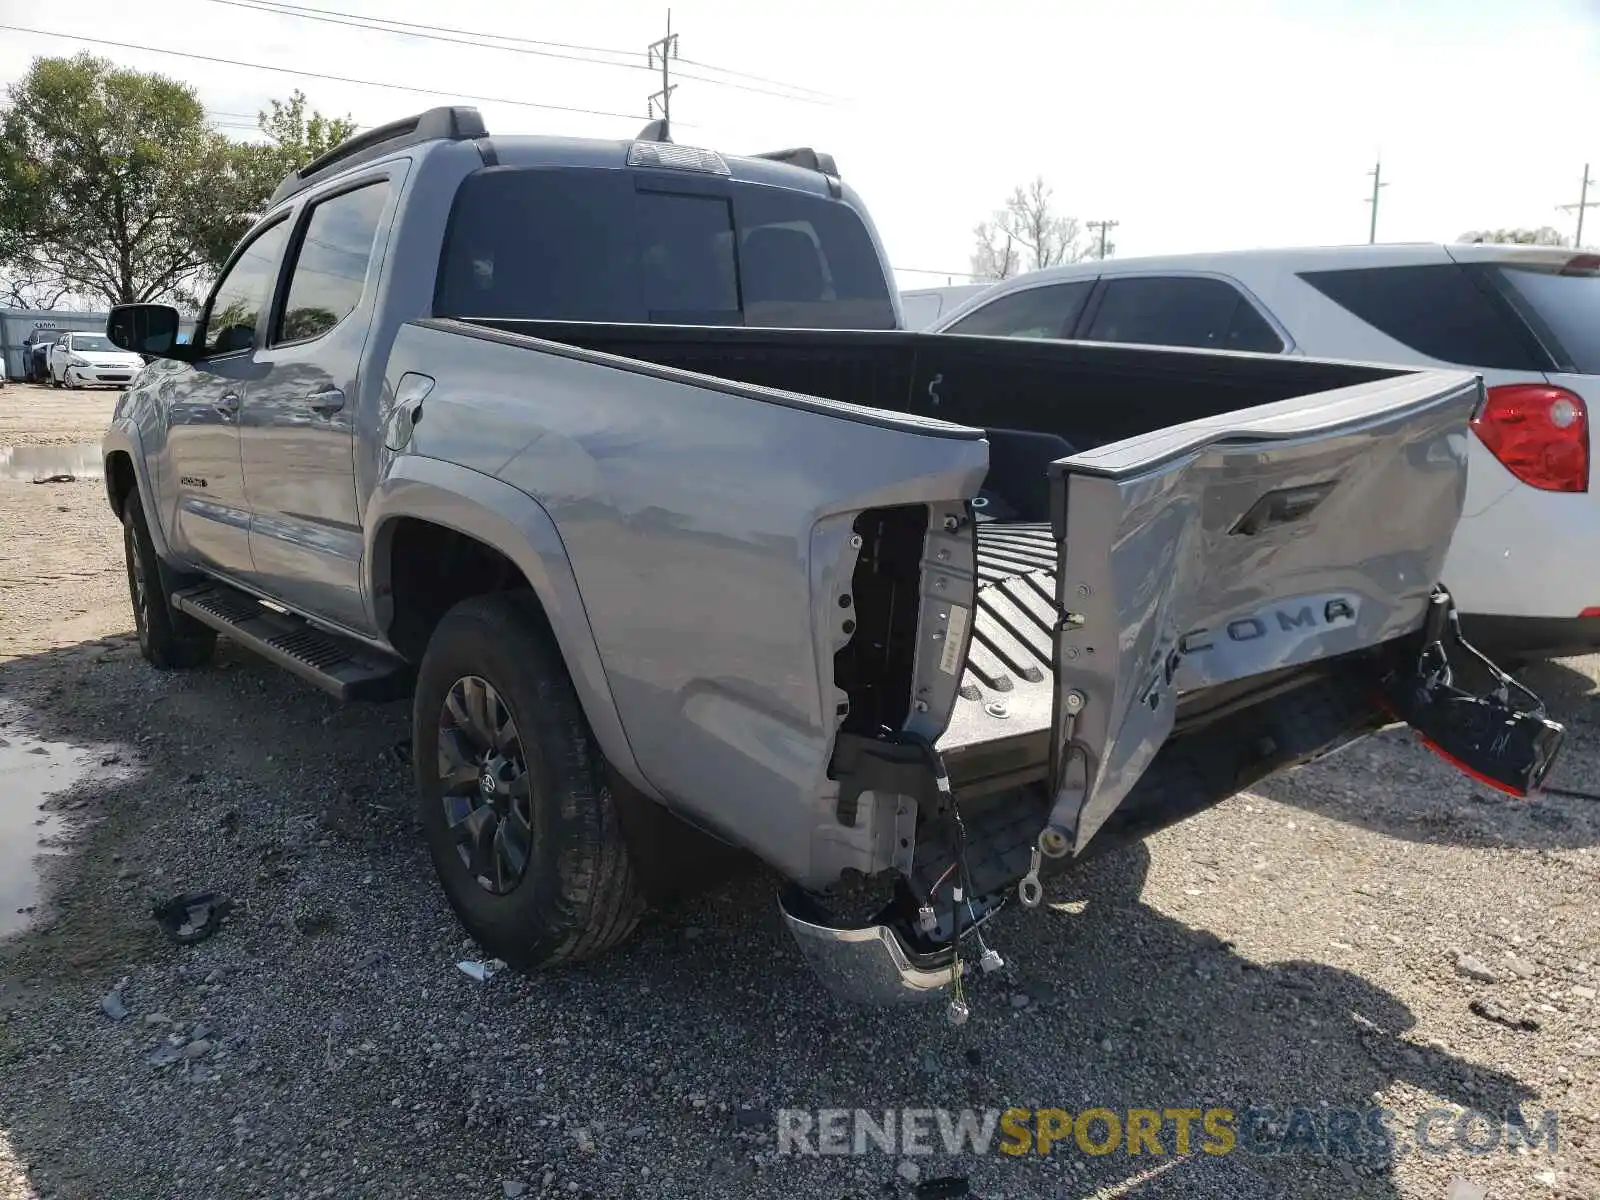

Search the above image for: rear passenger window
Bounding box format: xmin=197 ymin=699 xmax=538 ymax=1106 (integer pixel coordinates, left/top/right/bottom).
xmin=942 ymin=282 xmax=1093 ymax=339
xmin=276 ymin=181 xmax=391 ymax=345
xmin=1297 ymin=264 xmax=1545 ymax=370
xmin=1082 ymin=276 xmax=1285 ymax=353
xmin=1485 ymin=262 xmax=1600 ymax=374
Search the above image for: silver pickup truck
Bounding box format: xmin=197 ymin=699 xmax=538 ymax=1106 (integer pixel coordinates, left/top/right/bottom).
xmin=102 ymin=108 xmax=1563 ymax=1013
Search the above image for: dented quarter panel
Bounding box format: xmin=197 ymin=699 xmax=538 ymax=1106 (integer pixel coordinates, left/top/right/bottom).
xmin=392 ymin=321 xmax=990 ymax=886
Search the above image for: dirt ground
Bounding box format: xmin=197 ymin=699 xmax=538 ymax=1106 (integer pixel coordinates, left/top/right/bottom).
xmin=0 ymin=386 xmax=118 ymax=449
xmin=1 ymin=379 xmax=1598 ymax=1199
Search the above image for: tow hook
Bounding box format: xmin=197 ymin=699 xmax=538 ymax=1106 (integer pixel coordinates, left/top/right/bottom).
xmin=1017 ymin=846 xmax=1043 ymax=908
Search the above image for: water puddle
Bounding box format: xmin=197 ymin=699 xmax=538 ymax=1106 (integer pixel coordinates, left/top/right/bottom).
xmin=0 ymin=717 xmax=96 ymax=938
xmin=0 ymin=442 xmax=104 ymax=483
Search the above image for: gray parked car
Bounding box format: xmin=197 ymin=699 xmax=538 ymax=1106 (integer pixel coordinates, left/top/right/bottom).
xmin=101 ymin=108 xmax=1562 ymax=1011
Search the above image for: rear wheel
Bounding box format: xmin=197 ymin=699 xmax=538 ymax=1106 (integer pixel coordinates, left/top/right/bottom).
xmin=414 ymin=593 xmax=643 ymax=968
xmin=122 ymin=490 xmax=216 ymax=669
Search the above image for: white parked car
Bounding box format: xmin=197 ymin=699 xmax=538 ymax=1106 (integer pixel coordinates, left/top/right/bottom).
xmin=930 ymin=244 xmax=1600 ymax=661
xmin=48 ymin=331 xmax=145 ymax=389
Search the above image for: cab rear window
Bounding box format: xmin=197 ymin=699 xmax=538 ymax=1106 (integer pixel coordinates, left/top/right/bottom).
xmin=434 ymin=166 xmax=896 ymax=330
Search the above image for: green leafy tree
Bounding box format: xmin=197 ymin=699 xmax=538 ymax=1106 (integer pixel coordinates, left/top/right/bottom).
xmin=0 ymin=57 xmax=357 ymax=307
xmin=207 ymin=90 xmax=357 ymax=271
xmin=259 ymin=89 xmax=358 ymax=171
xmin=0 ymin=53 xmax=238 ymax=306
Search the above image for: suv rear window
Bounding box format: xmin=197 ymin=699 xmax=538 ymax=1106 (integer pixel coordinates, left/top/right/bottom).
xmin=1297 ymin=263 xmax=1546 ymax=371
xmin=1486 ymin=261 xmax=1600 ymax=375
xmin=434 ymin=166 xmax=895 ymax=329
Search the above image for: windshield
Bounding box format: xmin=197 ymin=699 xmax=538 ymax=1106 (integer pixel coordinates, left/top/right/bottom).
xmin=69 ymin=334 xmax=114 ymax=352
xmin=435 ymin=166 xmax=896 ymax=330
xmin=1489 ymin=261 xmax=1600 ymax=374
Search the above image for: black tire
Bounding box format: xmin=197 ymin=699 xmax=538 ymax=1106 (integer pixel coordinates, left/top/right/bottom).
xmin=121 ymin=490 xmax=216 ymax=669
xmin=414 ymin=593 xmax=644 ymax=968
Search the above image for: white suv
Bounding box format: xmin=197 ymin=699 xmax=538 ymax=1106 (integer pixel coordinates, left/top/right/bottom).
xmin=930 ymin=244 xmax=1600 ymax=661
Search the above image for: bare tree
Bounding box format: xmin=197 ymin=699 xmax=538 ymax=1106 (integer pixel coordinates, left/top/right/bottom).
xmin=970 ymin=177 xmax=1095 ymax=281
xmin=1457 ymin=226 xmax=1570 ymax=246
xmin=969 ymin=221 xmax=1019 ymax=282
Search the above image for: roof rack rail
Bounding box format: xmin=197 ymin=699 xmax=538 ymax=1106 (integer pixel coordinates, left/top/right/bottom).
xmin=268 ymin=106 xmax=489 ymax=206
xmin=635 ymin=119 xmax=672 ymax=143
xmin=751 ymin=147 xmax=839 ymax=178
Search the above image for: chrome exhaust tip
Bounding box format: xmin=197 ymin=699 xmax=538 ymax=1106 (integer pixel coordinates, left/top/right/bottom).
xmin=777 ymin=885 xmax=955 ymax=1006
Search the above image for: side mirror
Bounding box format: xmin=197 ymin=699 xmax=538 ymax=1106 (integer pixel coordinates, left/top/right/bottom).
xmin=107 ymin=304 xmax=190 ymax=360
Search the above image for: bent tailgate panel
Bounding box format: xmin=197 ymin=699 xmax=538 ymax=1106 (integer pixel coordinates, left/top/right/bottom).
xmin=1050 ymin=369 xmax=1482 ymax=852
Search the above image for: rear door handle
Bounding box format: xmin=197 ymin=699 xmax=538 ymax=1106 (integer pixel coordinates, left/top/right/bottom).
xmin=306 ymin=387 xmax=345 ymax=416
xmin=214 ymin=391 xmax=241 ymax=419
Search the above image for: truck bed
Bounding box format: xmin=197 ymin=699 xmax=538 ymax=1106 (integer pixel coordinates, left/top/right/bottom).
xmin=942 ymin=521 xmax=1057 ymax=777
xmin=943 ymin=521 xmax=1366 ymax=798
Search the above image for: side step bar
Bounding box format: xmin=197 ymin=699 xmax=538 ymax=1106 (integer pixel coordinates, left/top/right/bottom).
xmin=170 ymin=582 xmax=411 ymax=701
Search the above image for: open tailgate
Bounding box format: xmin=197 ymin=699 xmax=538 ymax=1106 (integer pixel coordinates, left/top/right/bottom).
xmin=1043 ymin=367 xmax=1482 ymax=853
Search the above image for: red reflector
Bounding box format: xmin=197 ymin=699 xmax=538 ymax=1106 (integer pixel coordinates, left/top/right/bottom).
xmin=1471 ymin=383 xmax=1589 ymax=493
xmin=1581 ymin=607 xmax=1600 ymax=619
xmin=1417 ymin=735 xmax=1531 ymax=798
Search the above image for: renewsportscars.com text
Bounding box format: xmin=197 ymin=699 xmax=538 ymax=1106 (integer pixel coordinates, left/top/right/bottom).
xmin=776 ymin=1106 xmax=1558 ymax=1160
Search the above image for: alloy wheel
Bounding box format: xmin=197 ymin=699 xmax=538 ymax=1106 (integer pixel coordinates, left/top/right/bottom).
xmin=125 ymin=524 xmax=150 ymax=643
xmin=437 ymin=675 xmax=534 ymax=895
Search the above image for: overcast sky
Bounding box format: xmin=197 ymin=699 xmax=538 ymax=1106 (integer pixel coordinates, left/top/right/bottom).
xmin=3 ymin=0 xmax=1598 ymax=290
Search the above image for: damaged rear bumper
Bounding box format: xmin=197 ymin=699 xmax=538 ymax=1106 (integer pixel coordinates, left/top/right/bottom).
xmin=789 ymin=588 xmax=1566 ymax=1006
xmin=777 ymin=886 xmax=958 ymax=1006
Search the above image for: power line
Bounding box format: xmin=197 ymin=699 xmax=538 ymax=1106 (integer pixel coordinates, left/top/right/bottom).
xmin=224 ymin=0 xmax=640 ymax=60
xmin=208 ymin=108 xmax=374 ymax=135
xmin=196 ymin=0 xmax=842 ymax=105
xmin=1558 ymin=164 xmax=1598 ymax=249
xmin=0 ymin=24 xmax=653 ymax=124
xmin=247 ymin=0 xmax=844 ymax=99
xmin=202 ymin=0 xmax=642 ymax=71
xmin=895 ymin=266 xmax=984 ymax=279
xmin=676 ymin=55 xmax=843 ymax=101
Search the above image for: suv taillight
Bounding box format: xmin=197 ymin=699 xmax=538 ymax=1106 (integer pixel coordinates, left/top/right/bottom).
xmin=1470 ymin=383 xmax=1589 ymax=493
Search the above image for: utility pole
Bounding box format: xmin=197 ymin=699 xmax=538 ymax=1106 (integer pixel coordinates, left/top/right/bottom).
xmin=1559 ymin=164 xmax=1598 ymax=249
xmin=647 ymin=10 xmax=679 ymax=129
xmin=1365 ymin=160 xmax=1388 ymax=245
xmin=1086 ymin=219 xmax=1119 ymax=260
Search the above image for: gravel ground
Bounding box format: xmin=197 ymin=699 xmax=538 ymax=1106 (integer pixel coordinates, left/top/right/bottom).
xmin=2 ymin=387 xmax=1598 ymax=1199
